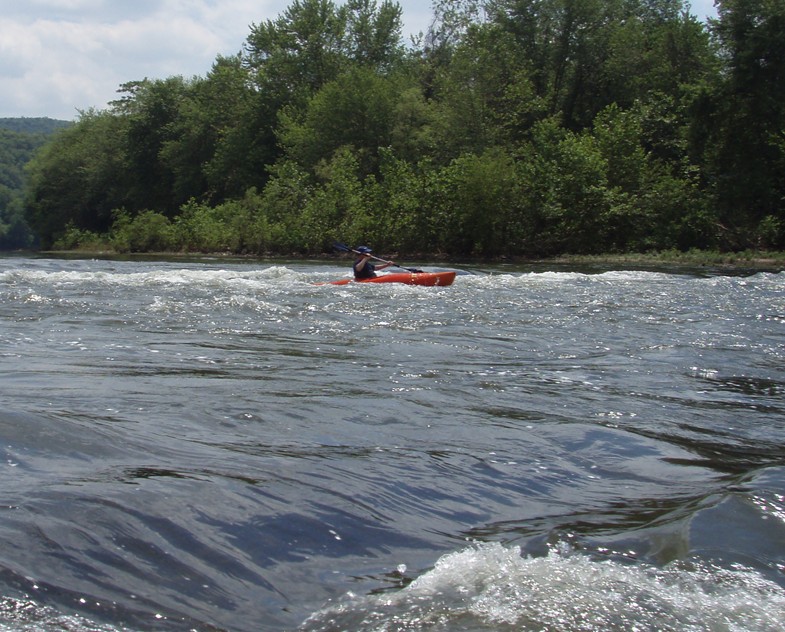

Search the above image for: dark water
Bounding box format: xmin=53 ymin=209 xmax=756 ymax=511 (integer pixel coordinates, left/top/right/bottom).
xmin=1 ymin=255 xmax=784 ymax=631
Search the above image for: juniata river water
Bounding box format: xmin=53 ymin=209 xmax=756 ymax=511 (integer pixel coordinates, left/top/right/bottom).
xmin=1 ymin=255 xmax=784 ymax=631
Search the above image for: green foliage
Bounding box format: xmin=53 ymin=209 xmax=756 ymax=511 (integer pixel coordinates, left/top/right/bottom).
xmin=700 ymin=0 xmax=785 ymax=247
xmin=25 ymin=109 xmax=129 ymax=248
xmin=303 ymin=147 xmax=370 ymax=250
xmin=245 ymin=0 xmax=348 ymax=104
xmin=279 ymin=66 xmax=400 ymax=177
xmin=757 ymin=215 xmax=785 ymax=250
xmin=425 ymin=149 xmax=522 ymax=256
xmin=201 ymin=56 xmax=277 ymax=201
xmin=539 ymin=129 xmax=611 ymax=254
xmin=17 ymin=0 xmax=785 ymax=259
xmin=110 ymin=210 xmax=175 ymax=253
xmin=0 ymin=186 xmax=34 ymax=249
xmin=370 ymin=149 xmax=431 ymax=252
xmin=119 ymin=77 xmax=192 ymax=215
xmin=0 ymin=121 xmax=68 ymax=248
xmin=173 ymin=199 xmax=258 ymax=253
xmin=51 ymin=224 xmax=110 ymax=251
xmin=254 ymin=163 xmax=313 ymax=252
xmin=343 ymin=0 xmax=405 ymax=70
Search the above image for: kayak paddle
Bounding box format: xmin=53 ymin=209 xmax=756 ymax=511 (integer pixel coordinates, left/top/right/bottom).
xmin=333 ymin=242 xmax=423 ymax=273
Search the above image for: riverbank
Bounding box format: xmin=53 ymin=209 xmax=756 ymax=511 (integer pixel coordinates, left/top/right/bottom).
xmin=527 ymin=249 xmax=785 ymax=270
xmin=17 ymin=247 xmax=785 ymax=271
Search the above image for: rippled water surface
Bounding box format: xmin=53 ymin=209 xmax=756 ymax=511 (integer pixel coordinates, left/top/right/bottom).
xmin=1 ymin=255 xmax=784 ymax=631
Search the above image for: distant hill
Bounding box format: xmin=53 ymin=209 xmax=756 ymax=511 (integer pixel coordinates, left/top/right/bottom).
xmin=0 ymin=117 xmax=72 ymax=135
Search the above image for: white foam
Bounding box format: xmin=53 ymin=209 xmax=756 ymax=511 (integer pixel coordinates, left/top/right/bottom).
xmin=0 ymin=597 xmax=122 ymax=632
xmin=303 ymin=542 xmax=785 ymax=631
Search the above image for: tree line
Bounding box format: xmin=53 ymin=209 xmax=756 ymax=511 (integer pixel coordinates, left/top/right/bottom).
xmin=0 ymin=119 xmax=71 ymax=249
xmin=20 ymin=0 xmax=785 ymax=258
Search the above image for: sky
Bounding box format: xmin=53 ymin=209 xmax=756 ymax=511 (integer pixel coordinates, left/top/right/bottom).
xmin=0 ymin=0 xmax=718 ymax=121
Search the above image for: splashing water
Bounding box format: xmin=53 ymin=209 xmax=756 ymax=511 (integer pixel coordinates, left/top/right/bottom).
xmin=303 ymin=542 xmax=785 ymax=631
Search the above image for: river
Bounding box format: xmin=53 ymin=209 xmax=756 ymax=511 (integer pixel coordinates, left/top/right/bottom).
xmin=1 ymin=254 xmax=783 ymax=631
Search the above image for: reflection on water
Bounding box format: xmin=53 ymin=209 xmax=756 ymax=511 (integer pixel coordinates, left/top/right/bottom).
xmin=0 ymin=257 xmax=783 ymax=630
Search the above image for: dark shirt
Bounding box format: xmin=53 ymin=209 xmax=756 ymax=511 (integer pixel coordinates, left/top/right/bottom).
xmin=354 ymin=259 xmax=376 ymax=279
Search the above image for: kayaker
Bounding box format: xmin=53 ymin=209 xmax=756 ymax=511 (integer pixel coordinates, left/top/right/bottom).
xmin=354 ymin=246 xmax=394 ymax=279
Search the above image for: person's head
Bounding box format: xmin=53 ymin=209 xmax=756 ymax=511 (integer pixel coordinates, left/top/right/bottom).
xmin=356 ymin=246 xmax=372 ymax=257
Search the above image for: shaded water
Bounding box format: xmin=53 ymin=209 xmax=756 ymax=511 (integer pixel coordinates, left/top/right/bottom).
xmin=1 ymin=255 xmax=783 ymax=631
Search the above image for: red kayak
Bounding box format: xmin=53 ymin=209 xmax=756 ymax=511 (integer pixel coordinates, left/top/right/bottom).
xmin=318 ymin=271 xmax=456 ymax=287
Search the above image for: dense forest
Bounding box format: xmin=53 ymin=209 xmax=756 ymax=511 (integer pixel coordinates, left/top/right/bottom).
xmin=17 ymin=0 xmax=785 ymax=257
xmin=0 ymin=118 xmax=71 ymax=249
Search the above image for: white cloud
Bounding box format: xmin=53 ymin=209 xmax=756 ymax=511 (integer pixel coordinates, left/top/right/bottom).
xmin=0 ymin=0 xmax=283 ymax=119
xmin=0 ymin=0 xmax=719 ymax=121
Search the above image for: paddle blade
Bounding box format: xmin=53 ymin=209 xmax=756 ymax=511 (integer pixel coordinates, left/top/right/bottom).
xmin=333 ymin=242 xmax=352 ymax=253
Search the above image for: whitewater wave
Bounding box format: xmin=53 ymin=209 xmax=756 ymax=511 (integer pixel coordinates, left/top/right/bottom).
xmin=302 ymin=542 xmax=785 ymax=631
